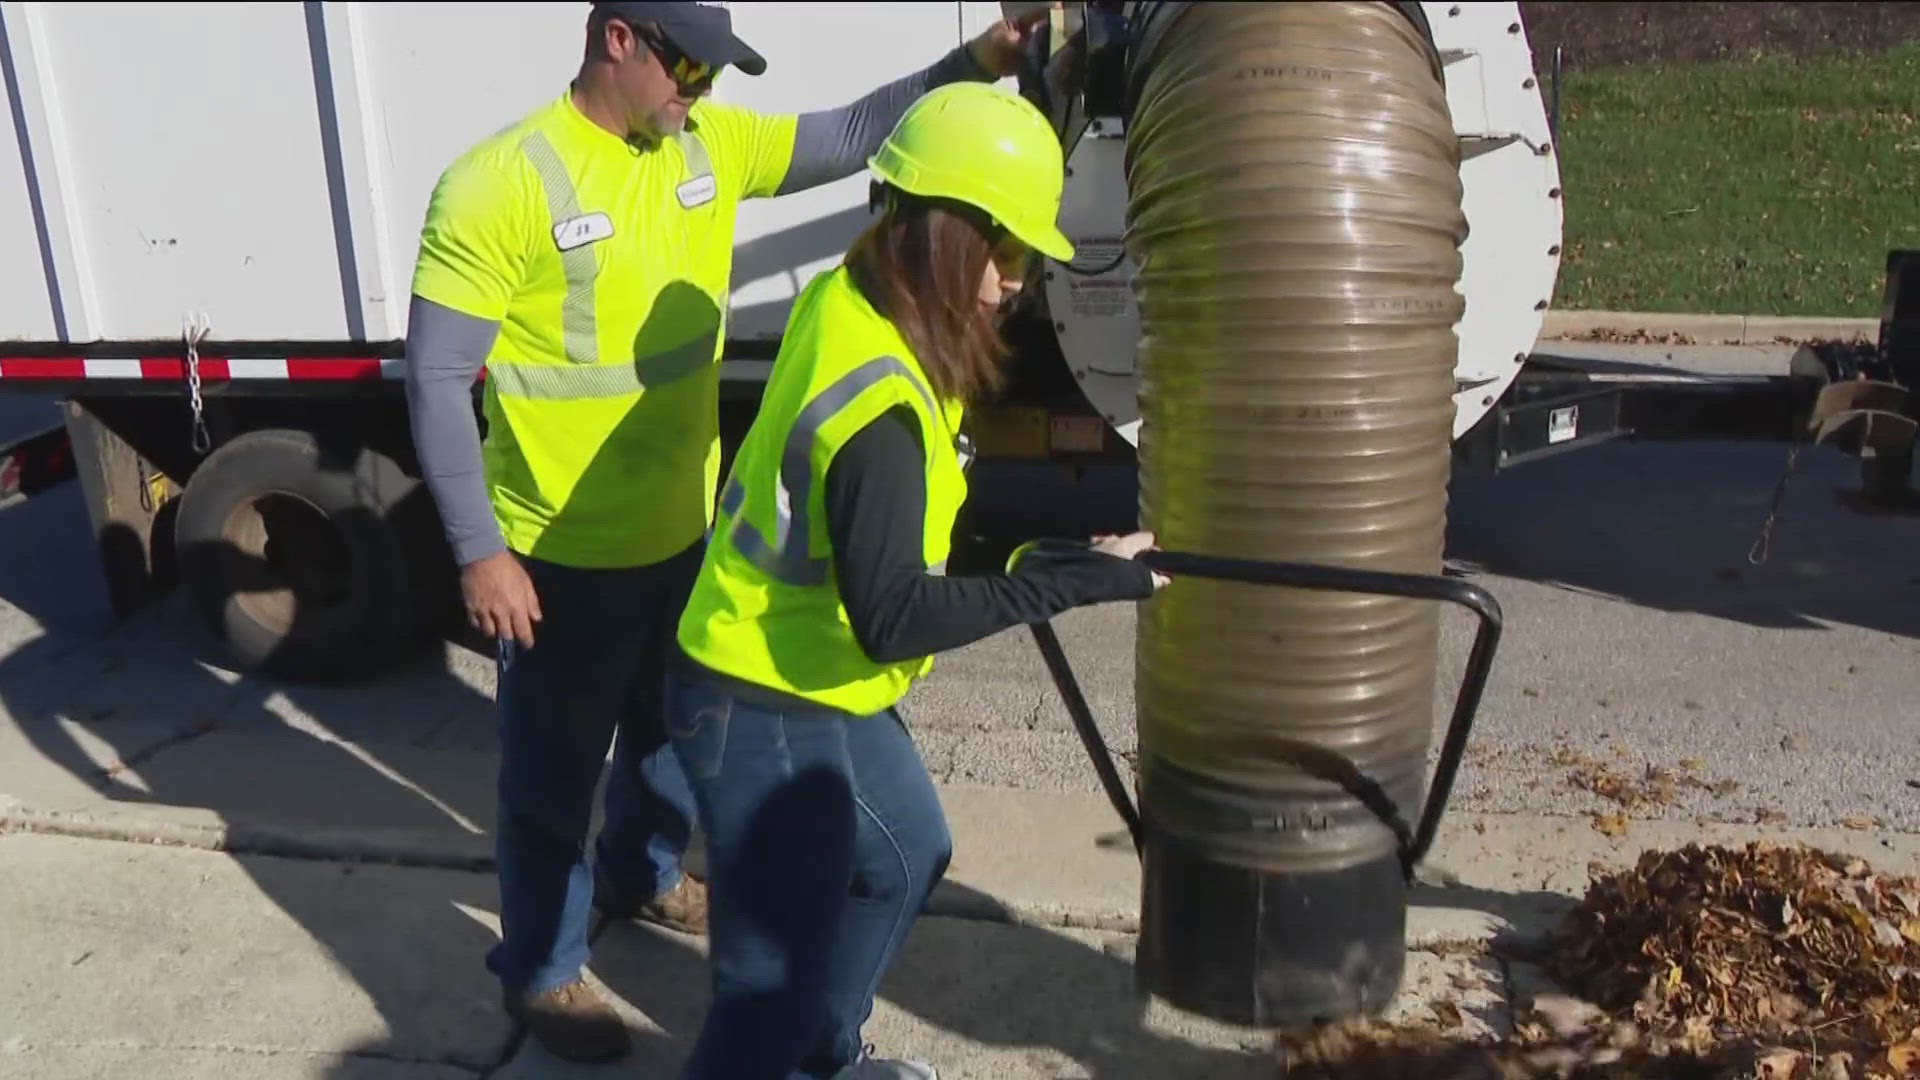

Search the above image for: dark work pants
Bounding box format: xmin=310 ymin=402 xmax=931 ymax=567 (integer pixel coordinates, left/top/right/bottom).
xmin=485 ymin=541 xmax=704 ymax=995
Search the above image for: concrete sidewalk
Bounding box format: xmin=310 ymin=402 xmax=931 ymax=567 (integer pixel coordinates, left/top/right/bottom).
xmin=7 ymin=766 xmax=1920 ymax=1079
xmin=1540 ymin=309 xmax=1878 ymax=345
xmin=9 ymin=765 xmax=1919 ymax=949
xmin=1526 ymin=338 xmax=1803 ymax=377
xmin=0 ymin=814 xmax=1492 ymax=1080
xmin=0 ymin=829 xmax=1284 ymax=1079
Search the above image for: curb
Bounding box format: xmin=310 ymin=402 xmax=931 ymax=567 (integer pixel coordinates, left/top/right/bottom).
xmin=1541 ymin=309 xmax=1878 ymax=345
xmin=0 ymin=803 xmax=494 ymax=872
xmin=11 ymin=791 xmax=1919 ymax=952
xmin=0 ymin=803 xmax=1130 ymax=932
xmin=0 ymin=801 xmax=1460 ymax=943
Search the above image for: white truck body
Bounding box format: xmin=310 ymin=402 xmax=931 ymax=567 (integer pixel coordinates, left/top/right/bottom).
xmin=2 ymin=1 xmax=1561 ymax=439
xmin=1 ymin=1 xmax=1010 ymax=344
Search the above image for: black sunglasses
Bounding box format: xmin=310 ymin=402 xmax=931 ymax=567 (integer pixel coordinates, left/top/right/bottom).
xmin=624 ymin=21 xmax=717 ymax=91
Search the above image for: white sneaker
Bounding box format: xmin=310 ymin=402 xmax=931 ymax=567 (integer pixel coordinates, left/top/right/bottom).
xmin=832 ymin=1045 xmax=937 ymax=1080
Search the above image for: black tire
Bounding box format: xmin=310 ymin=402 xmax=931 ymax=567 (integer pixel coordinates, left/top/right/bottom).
xmin=173 ymin=428 xmax=443 ymax=685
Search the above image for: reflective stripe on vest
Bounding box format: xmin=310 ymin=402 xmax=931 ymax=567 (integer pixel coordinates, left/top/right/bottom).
xmin=518 ymin=131 xmax=600 ymax=367
xmin=498 ymin=128 xmax=718 ymax=398
xmin=676 ymin=128 xmax=714 ymax=186
xmin=488 ymin=328 xmax=718 ymax=399
xmin=720 ymin=355 xmax=939 ymax=587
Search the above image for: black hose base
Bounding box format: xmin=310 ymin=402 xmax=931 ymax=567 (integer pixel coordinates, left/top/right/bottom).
xmin=1025 ymin=549 xmax=1503 ymax=1031
xmin=1137 ymin=836 xmax=1408 ymax=1030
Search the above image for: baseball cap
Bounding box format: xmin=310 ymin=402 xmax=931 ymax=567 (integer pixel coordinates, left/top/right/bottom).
xmin=592 ymin=2 xmax=767 ymax=77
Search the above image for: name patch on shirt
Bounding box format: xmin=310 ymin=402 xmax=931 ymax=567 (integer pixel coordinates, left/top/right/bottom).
xmin=552 ymin=211 xmax=615 ymax=252
xmin=677 ymin=174 xmax=718 ymax=209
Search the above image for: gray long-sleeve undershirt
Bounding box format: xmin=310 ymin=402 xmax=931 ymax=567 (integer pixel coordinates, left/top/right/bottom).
xmin=775 ymin=45 xmax=988 ymax=196
xmin=405 ymin=45 xmax=994 ymax=567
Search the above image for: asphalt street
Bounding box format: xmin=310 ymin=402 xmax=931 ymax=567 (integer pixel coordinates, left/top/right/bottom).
xmin=922 ymin=437 xmax=1920 ymax=832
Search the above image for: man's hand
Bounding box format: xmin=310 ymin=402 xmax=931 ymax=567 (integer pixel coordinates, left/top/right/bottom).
xmin=966 ymin=5 xmax=1055 ymax=79
xmin=462 ymin=550 xmax=542 ymax=649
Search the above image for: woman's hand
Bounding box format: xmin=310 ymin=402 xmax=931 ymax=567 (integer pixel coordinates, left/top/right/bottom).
xmin=1090 ymin=531 xmax=1171 ymax=589
xmin=1091 ymin=531 xmax=1154 ymax=560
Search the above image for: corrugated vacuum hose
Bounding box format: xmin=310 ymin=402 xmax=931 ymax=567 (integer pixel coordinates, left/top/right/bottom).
xmin=1124 ymin=0 xmax=1473 ymax=1029
xmin=1028 ymin=555 xmax=1500 ymax=1029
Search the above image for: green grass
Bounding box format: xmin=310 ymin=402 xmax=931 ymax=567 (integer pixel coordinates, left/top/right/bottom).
xmin=1554 ymin=43 xmax=1920 ymax=316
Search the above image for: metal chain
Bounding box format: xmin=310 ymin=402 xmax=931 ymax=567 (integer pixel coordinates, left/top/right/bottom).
xmin=1747 ymin=440 xmax=1806 ymax=566
xmin=184 ymin=311 xmax=211 ymax=455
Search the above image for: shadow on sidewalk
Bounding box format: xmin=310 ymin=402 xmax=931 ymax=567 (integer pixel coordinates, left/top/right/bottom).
xmin=878 ymin=882 xmax=1271 ymax=1078
xmin=585 ymin=879 xmax=1272 ymax=1079
xmin=0 ymin=484 xmax=517 ymax=1074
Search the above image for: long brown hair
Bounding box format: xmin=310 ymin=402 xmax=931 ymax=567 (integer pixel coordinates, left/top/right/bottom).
xmin=845 ymin=186 xmax=1011 ymax=405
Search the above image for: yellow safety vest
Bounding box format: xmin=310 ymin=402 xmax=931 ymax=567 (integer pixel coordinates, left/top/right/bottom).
xmin=676 ymin=266 xmax=971 ymax=715
xmin=412 ymin=92 xmax=797 ymax=569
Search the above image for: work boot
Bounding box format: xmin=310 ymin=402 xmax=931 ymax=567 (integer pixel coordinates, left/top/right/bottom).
xmin=593 ymin=870 xmax=709 ymax=936
xmin=504 ymin=978 xmax=629 ymax=1063
xmin=831 ymin=1045 xmax=938 ymax=1079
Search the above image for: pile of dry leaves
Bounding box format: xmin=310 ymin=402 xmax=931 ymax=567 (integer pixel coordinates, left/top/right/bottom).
xmin=1269 ymin=842 xmax=1920 ymax=1079
xmin=1277 ymin=1011 xmax=1919 ymax=1079
xmin=1273 ymin=1009 xmax=1739 ymax=1079
xmin=1549 ymin=842 xmax=1920 ymax=1067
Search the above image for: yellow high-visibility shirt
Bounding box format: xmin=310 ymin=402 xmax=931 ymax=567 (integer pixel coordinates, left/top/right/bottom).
xmin=411 ymin=91 xmax=797 ymax=569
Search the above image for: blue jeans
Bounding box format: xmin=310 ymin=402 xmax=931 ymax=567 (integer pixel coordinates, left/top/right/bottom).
xmin=486 ymin=543 xmax=703 ymax=996
xmin=667 ymin=663 xmax=953 ymax=1080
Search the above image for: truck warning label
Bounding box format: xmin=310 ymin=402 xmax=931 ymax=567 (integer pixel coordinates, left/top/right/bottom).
xmin=1063 ymin=236 xmax=1133 ymax=319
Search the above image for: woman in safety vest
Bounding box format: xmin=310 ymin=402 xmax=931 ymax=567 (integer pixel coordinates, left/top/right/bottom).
xmin=665 ymin=81 xmax=1163 ymax=1080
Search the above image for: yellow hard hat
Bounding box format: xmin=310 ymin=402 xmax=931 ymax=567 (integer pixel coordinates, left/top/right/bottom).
xmin=867 ymin=82 xmax=1076 ymax=263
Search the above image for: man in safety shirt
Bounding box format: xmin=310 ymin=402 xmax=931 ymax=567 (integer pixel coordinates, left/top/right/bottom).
xmin=401 ymin=0 xmax=1050 ymax=1063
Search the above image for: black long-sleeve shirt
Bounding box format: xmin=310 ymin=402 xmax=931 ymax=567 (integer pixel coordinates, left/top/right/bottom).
xmin=822 ymin=407 xmax=1155 ymax=664
xmin=671 ymin=405 xmax=1154 ymax=712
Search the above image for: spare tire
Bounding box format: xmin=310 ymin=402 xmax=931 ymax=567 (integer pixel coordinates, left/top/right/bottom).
xmin=173 ymin=428 xmax=444 ymax=684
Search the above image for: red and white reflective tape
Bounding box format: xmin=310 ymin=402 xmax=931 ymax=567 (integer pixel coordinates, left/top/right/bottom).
xmin=0 ymin=357 xmax=773 ymax=383
xmin=0 ymin=356 xmax=404 ymax=382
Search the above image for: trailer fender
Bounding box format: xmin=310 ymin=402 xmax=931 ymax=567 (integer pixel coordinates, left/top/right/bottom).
xmin=172 ymin=429 xmax=444 ymax=684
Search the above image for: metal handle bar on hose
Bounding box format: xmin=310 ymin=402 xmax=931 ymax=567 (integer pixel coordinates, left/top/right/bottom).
xmin=1028 ymin=547 xmax=1504 ymax=877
